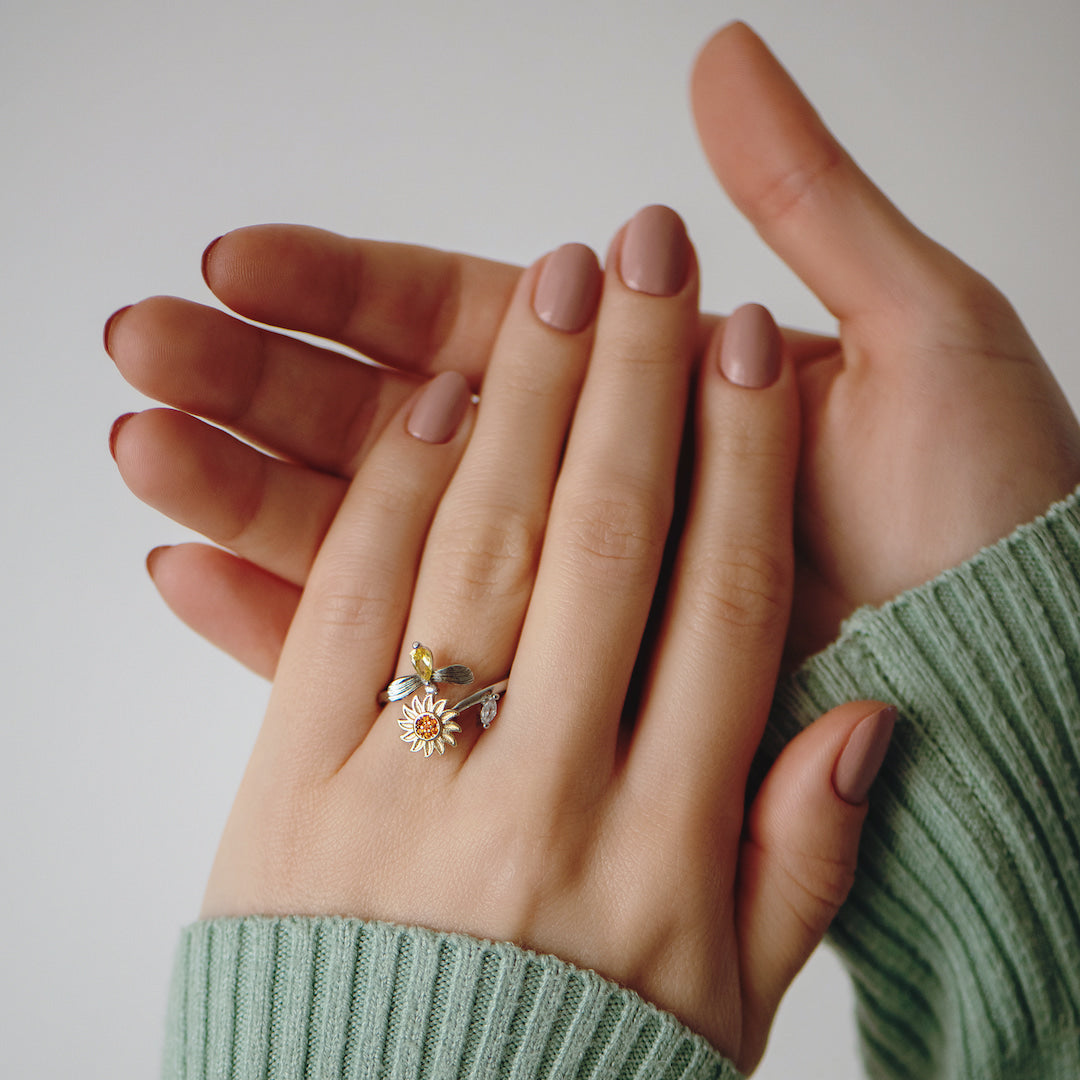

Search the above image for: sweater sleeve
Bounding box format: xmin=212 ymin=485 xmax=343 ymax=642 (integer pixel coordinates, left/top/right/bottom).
xmin=766 ymin=490 xmax=1080 ymax=1079
xmin=161 ymin=916 xmax=743 ymax=1080
xmin=163 ymin=495 xmax=1080 ymax=1080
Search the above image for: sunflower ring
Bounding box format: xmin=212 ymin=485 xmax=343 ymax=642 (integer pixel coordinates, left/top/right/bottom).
xmin=380 ymin=643 xmax=508 ymax=757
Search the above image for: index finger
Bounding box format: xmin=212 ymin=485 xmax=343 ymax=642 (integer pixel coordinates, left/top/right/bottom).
xmin=202 ymin=225 xmax=521 ymax=383
xmin=203 ymin=225 xmax=838 ymax=381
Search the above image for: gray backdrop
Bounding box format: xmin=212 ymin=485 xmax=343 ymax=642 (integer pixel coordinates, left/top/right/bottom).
xmin=4 ymin=0 xmax=1079 ymax=1076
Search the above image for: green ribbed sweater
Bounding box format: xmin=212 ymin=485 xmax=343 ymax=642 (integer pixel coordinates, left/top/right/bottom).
xmin=164 ymin=494 xmax=1080 ymax=1079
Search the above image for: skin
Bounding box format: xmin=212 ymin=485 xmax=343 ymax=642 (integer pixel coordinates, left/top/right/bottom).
xmin=172 ymin=211 xmax=881 ymax=1071
xmin=104 ymin=19 xmax=1080 ymax=1072
xmin=108 ymin=24 xmax=1080 ymax=675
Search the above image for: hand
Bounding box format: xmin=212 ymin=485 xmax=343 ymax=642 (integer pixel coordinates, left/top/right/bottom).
xmin=197 ymin=207 xmax=889 ymax=1070
xmin=107 ymin=24 xmax=1080 ymax=674
xmin=105 ymin=243 xmax=834 ymax=677
xmin=689 ymin=23 xmax=1080 ymax=661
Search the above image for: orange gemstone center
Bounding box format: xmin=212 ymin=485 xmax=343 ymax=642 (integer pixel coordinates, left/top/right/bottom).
xmin=415 ymin=714 xmax=440 ymax=741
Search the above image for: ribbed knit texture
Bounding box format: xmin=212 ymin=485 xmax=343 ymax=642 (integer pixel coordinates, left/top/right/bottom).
xmin=164 ymin=492 xmax=1080 ymax=1079
xmin=766 ymin=491 xmax=1080 ymax=1079
xmin=163 ymin=917 xmax=741 ymax=1080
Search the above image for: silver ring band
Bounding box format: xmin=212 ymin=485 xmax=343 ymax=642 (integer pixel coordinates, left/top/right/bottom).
xmin=451 ymin=680 xmax=508 ymax=727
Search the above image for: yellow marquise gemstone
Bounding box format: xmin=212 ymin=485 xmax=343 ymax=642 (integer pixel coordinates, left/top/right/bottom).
xmin=411 ymin=643 xmax=435 ymax=684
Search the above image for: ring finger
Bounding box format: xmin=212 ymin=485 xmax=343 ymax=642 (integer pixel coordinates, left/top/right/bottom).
xmin=260 ymin=372 xmax=475 ymax=770
xmin=365 ymin=243 xmax=604 ymax=763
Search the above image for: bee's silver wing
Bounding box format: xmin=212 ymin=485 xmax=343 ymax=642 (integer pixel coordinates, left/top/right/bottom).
xmin=385 ymin=674 xmax=422 ymax=701
xmin=433 ymin=664 xmax=474 ymax=686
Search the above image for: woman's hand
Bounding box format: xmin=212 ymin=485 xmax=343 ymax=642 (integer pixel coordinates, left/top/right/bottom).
xmin=107 ymin=26 xmax=1080 ymax=675
xmin=195 ymin=207 xmax=888 ymax=1071
xmin=689 ymin=23 xmax=1080 ymax=661
xmin=103 ymin=231 xmax=836 ymax=676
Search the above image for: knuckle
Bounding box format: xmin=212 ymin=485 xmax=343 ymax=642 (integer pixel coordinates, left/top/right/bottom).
xmin=306 ymin=554 xmax=401 ymax=638
xmin=363 ymin=461 xmax=430 ymax=520
xmin=603 ymin=325 xmax=678 ymax=371
xmin=306 ymin=531 xmax=403 ymax=630
xmin=752 ymin=144 xmax=845 ymax=229
xmin=432 ymin=504 xmax=541 ymax=606
xmin=560 ymin=486 xmax=669 ymax=584
xmin=772 ymin=846 xmax=857 ymax=936
xmin=902 ymin=261 xmax=1020 ymax=346
xmin=712 ymin=415 xmax=793 ymax=471
xmin=459 ymin=825 xmax=570 ymax=941
xmin=424 ymin=254 xmax=467 ymax=366
xmin=494 ymin=350 xmax=581 ymax=403
xmin=924 ymin=263 xmax=1006 ymax=315
xmin=689 ymin=543 xmax=790 ymax=636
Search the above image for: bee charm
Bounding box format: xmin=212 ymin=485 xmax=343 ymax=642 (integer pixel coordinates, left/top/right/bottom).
xmin=384 ymin=644 xmax=474 ymax=757
xmin=380 ymin=643 xmax=506 ymax=756
xmin=383 ymin=642 xmax=475 ymax=702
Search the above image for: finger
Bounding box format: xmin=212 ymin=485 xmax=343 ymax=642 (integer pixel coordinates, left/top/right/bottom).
xmin=690 ymin=22 xmax=956 ymax=322
xmin=736 ymin=702 xmax=896 ymax=1071
xmin=266 ymin=373 xmax=474 ymax=768
xmin=202 ymin=225 xmax=522 ymax=381
xmin=105 ymin=297 xmax=418 ymax=476
xmin=146 ymin=544 xmax=300 ymax=679
xmin=499 ymin=206 xmax=698 ymax=778
xmin=106 ymin=252 xmax=837 ymax=478
xmin=698 ymin=313 xmax=838 ymax=367
xmin=206 ymin=225 xmax=836 ymax=371
xmin=111 ymin=408 xmax=345 ymax=585
xmin=628 ymin=305 xmax=798 ymax=805
xmin=371 ymin=244 xmax=602 ymax=764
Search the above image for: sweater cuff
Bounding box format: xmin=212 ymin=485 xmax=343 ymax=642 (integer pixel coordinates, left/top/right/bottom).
xmin=770 ymin=489 xmax=1080 ymax=1079
xmin=163 ymin=917 xmax=743 ymax=1080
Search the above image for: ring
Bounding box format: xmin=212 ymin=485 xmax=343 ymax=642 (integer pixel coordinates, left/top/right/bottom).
xmin=380 ymin=643 xmax=508 ymax=756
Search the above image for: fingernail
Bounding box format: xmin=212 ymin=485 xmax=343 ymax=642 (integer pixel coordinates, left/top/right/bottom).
xmin=406 ymin=371 xmax=471 ymax=444
xmin=834 ymin=706 xmax=897 ymax=805
xmin=201 ymin=235 xmax=224 ymax=285
xmin=103 ymin=305 xmax=132 ymax=357
xmin=619 ymin=205 xmax=691 ymax=296
xmin=533 ymin=243 xmax=602 ymax=333
xmin=146 ymin=546 xmax=171 ymax=579
xmin=109 ymin=413 xmax=135 ymax=461
xmin=718 ymin=303 xmax=783 ymax=388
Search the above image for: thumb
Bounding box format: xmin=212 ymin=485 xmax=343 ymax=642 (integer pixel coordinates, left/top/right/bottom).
xmin=735 ymin=701 xmax=896 ymax=1069
xmin=689 ymin=21 xmax=940 ymax=324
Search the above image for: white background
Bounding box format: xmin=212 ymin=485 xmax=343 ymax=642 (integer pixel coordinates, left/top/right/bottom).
xmin=3 ymin=1 xmax=1079 ymax=1076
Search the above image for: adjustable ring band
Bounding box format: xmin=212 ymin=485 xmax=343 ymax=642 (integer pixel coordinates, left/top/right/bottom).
xmin=380 ymin=643 xmax=508 ymax=756
xmin=452 ymin=680 xmax=508 ymax=728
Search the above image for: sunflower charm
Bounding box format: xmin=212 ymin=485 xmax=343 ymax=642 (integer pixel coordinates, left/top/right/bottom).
xmin=398 ymin=694 xmax=462 ymax=757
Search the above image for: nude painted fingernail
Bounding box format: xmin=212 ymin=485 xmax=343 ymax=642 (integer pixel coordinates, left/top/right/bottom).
xmin=103 ymin=305 xmax=131 ymax=357
xmin=146 ymin=546 xmax=171 ymax=580
xmin=109 ymin=413 xmax=135 ymax=461
xmin=834 ymin=706 xmax=897 ymax=805
xmin=533 ymin=243 xmax=602 ymax=332
xmin=406 ymin=371 xmax=471 ymax=443
xmin=201 ymin=235 xmax=224 ymax=285
xmin=619 ymin=205 xmax=691 ymax=296
xmin=719 ymin=303 xmax=782 ymax=388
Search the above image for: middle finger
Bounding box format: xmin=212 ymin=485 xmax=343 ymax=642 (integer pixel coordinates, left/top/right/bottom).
xmin=487 ymin=206 xmax=699 ymax=783
xmin=364 ymin=243 xmax=604 ymax=763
